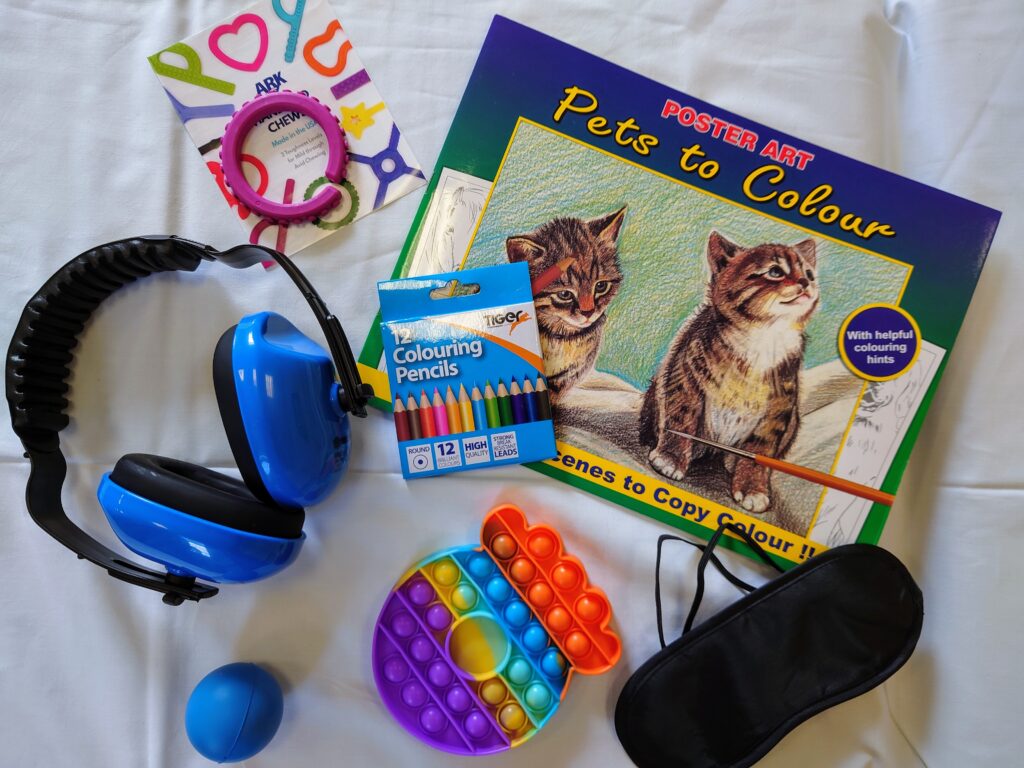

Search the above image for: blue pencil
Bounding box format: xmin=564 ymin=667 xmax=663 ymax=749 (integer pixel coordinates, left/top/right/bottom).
xmin=471 ymin=384 xmax=488 ymax=430
xmin=522 ymin=376 xmax=539 ymax=422
xmin=509 ymin=378 xmax=528 ymax=424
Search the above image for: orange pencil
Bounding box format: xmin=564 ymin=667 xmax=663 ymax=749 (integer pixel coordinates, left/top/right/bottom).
xmin=457 ymin=384 xmax=475 ymax=432
xmin=445 ymin=386 xmax=463 ymax=433
xmin=667 ymin=430 xmax=895 ymax=506
xmin=418 ymin=391 xmax=436 ymax=438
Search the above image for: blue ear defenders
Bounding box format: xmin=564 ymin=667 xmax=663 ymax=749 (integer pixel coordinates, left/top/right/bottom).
xmin=6 ymin=236 xmax=373 ymax=605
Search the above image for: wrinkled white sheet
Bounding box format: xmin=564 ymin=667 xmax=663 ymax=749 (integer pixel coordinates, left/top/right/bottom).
xmin=1 ymin=1 xmax=1021 ymax=766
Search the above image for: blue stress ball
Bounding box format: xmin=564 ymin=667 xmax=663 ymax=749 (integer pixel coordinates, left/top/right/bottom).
xmin=185 ymin=663 xmax=284 ymax=763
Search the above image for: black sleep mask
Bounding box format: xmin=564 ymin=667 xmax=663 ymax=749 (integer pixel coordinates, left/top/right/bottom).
xmin=614 ymin=523 xmax=923 ymax=768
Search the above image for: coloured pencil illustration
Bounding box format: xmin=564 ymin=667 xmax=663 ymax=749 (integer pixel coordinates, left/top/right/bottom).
xmin=408 ymin=168 xmax=491 ymax=276
xmin=463 ymin=120 xmax=912 ymax=540
xmin=809 ymin=341 xmax=944 ymax=546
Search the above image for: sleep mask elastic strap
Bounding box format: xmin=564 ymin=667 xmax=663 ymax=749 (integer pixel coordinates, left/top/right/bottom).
xmin=655 ymin=523 xmax=784 ymax=648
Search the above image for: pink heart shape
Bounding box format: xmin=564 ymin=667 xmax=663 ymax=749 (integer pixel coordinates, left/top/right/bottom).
xmin=208 ymin=13 xmax=269 ymax=72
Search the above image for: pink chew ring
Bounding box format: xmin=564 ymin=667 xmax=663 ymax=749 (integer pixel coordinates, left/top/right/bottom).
xmin=220 ymin=90 xmax=347 ymax=223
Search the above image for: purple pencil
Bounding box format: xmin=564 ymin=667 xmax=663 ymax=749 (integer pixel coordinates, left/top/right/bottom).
xmin=509 ymin=378 xmax=528 ymax=424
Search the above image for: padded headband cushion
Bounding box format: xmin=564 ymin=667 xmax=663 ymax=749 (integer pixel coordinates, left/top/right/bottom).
xmin=109 ymin=454 xmax=304 ymax=539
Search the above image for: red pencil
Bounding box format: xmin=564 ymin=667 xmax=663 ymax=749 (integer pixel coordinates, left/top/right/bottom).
xmin=418 ymin=391 xmax=436 ymax=438
xmin=393 ymin=397 xmax=411 ymax=442
xmin=531 ymin=257 xmax=575 ymax=293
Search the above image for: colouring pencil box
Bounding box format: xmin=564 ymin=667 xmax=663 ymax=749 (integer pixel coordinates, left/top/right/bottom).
xmin=614 ymin=526 xmax=923 ymax=768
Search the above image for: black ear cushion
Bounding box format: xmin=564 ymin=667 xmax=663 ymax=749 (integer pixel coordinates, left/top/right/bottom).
xmin=212 ymin=325 xmax=276 ymax=506
xmin=109 ymin=454 xmax=304 ymax=539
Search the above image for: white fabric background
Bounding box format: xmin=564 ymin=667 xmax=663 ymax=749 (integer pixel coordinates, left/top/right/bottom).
xmin=1 ymin=1 xmax=1021 ymax=766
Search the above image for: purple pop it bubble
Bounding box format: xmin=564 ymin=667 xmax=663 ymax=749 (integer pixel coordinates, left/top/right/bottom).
xmin=402 ymin=681 xmax=427 ymax=708
xmin=410 ymin=637 xmax=434 ymax=663
xmin=446 ymin=686 xmax=471 ymax=712
xmin=426 ymin=604 xmax=451 ymax=631
xmin=428 ymin=661 xmax=452 ymax=688
xmin=383 ymin=657 xmax=408 ymax=684
xmin=392 ymin=612 xmax=416 ymax=638
xmin=464 ymin=711 xmax=491 ymax=740
xmin=408 ymin=578 xmax=435 ymax=606
xmin=420 ymin=707 xmax=446 ymax=734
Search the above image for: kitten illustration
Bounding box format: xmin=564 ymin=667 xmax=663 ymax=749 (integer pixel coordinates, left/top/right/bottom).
xmin=639 ymin=231 xmax=819 ymax=513
xmin=506 ymin=206 xmax=627 ymax=403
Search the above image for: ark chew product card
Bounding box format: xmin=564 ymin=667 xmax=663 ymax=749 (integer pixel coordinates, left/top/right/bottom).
xmin=148 ymin=0 xmax=424 ymax=255
xmin=359 ymin=16 xmax=1000 ymax=565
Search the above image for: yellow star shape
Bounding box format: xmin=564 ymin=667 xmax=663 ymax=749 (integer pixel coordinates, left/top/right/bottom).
xmin=339 ymin=101 xmax=385 ymax=141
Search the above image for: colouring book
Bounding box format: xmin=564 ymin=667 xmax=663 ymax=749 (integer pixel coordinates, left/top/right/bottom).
xmin=148 ymin=0 xmax=425 ymax=255
xmin=358 ymin=16 xmax=1000 ymax=566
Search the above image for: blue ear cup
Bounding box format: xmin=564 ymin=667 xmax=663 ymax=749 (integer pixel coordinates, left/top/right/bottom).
xmin=213 ymin=311 xmax=351 ymax=508
xmin=97 ymin=454 xmax=305 ymax=583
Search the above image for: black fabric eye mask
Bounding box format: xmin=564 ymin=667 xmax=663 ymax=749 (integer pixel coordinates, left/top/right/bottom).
xmin=614 ymin=523 xmax=923 ymax=768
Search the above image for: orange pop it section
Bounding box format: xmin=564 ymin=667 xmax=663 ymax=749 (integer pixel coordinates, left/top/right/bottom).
xmin=481 ymin=504 xmax=621 ymax=675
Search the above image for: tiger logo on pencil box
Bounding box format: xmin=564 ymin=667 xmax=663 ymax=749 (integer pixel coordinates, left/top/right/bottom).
xmin=640 ymin=232 xmax=819 ymax=513
xmin=505 ymin=207 xmax=627 ymax=404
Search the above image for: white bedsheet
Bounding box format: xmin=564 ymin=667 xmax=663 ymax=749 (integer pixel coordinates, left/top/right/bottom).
xmin=1 ymin=1 xmax=1021 ymax=766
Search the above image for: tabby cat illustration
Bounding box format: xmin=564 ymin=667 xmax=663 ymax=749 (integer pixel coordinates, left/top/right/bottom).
xmin=639 ymin=232 xmax=819 ymax=513
xmin=506 ymin=206 xmax=627 ymax=403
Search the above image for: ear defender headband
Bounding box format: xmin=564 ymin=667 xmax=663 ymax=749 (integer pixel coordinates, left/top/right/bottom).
xmin=6 ymin=236 xmax=373 ymax=605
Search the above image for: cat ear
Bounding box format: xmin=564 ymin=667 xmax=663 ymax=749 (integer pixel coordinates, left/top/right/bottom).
xmin=793 ymin=239 xmax=817 ymax=268
xmin=588 ymin=206 xmax=628 ymax=244
xmin=707 ymin=231 xmax=740 ymax=273
xmin=506 ymin=236 xmax=546 ymax=263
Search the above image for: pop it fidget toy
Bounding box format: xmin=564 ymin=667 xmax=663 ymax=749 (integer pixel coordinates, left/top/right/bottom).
xmin=372 ymin=504 xmax=621 ymax=755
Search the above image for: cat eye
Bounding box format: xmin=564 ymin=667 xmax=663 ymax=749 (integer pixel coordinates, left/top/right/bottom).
xmin=594 ymin=280 xmax=611 ymax=297
xmin=765 ymin=265 xmax=786 ymax=280
xmin=806 ymin=269 xmax=815 ymax=281
xmin=554 ymin=289 xmax=576 ymax=303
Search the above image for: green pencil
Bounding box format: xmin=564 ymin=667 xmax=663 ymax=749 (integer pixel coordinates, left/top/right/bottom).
xmin=483 ymin=382 xmax=501 ymax=427
xmin=496 ymin=380 xmax=514 ymax=426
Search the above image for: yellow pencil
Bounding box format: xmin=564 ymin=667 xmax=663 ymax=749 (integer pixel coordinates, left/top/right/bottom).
xmin=458 ymin=383 xmax=475 ymax=431
xmin=445 ymin=385 xmax=463 ymax=433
